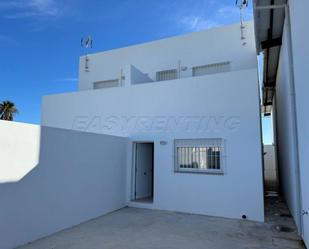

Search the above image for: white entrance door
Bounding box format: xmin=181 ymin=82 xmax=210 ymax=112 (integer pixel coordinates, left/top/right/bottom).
xmin=135 ymin=143 xmax=153 ymax=200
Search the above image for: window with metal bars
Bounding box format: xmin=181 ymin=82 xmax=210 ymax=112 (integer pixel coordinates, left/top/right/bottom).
xmin=156 ymin=69 xmax=178 ymax=81
xmin=174 ymin=139 xmax=224 ymax=174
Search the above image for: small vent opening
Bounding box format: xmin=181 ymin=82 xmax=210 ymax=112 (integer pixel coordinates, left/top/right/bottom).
xmin=93 ymin=79 xmax=119 ymax=89
xmin=192 ymin=62 xmax=231 ymax=77
xmin=156 ymin=69 xmax=177 ymax=82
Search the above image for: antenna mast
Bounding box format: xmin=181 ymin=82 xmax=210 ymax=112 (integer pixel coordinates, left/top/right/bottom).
xmin=236 ymin=0 xmax=248 ymax=45
xmin=81 ymin=36 xmax=93 ymax=72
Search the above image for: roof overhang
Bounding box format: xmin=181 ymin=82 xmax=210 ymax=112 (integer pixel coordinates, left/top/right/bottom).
xmin=253 ymin=0 xmax=286 ymax=114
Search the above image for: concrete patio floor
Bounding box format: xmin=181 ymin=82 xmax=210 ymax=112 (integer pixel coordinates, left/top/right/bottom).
xmin=17 ymin=195 xmax=305 ymax=249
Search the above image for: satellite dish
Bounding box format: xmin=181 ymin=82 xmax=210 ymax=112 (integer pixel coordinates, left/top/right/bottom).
xmin=81 ymin=36 xmax=93 ymax=49
xmin=235 ymin=0 xmax=248 ymax=44
xmin=81 ymin=36 xmax=93 ymax=72
xmin=236 ymin=0 xmax=248 ymax=9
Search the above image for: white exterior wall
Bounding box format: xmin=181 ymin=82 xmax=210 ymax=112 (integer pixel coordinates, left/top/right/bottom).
xmin=290 ymin=0 xmax=309 ymax=243
xmin=0 ymin=121 xmax=40 ymax=183
xmin=0 ymin=121 xmax=127 ymax=249
xmin=78 ymin=22 xmax=256 ymax=91
xmin=275 ymin=0 xmax=309 ymax=245
xmin=275 ymin=21 xmax=299 ymax=225
xmin=263 ymin=144 xmax=278 ymax=191
xmin=42 ymin=68 xmax=264 ymax=222
xmin=289 ymin=2 xmax=309 ymax=245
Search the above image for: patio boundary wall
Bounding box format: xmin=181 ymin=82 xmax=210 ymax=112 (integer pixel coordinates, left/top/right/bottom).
xmin=0 ymin=121 xmax=127 ymax=249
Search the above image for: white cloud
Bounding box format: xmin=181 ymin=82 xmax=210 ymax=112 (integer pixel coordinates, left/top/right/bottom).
xmin=1 ymin=0 xmax=59 ymax=19
xmin=0 ymin=35 xmax=19 ymax=46
xmin=217 ymin=5 xmax=253 ymax=20
xmin=55 ymin=77 xmax=78 ymax=83
xmin=181 ymin=16 xmax=220 ymax=32
xmin=217 ymin=6 xmax=240 ymax=18
xmin=28 ymin=0 xmax=58 ymax=16
xmin=178 ymin=3 xmax=253 ymax=32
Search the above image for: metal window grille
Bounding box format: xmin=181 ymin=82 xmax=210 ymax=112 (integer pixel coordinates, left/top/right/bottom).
xmin=93 ymin=79 xmax=119 ymax=89
xmin=192 ymin=62 xmax=231 ymax=77
xmin=174 ymin=139 xmax=224 ymax=174
xmin=156 ymin=69 xmax=178 ymax=81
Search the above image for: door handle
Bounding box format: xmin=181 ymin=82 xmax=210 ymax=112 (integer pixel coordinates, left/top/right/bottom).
xmin=144 ymin=172 xmax=147 ymax=175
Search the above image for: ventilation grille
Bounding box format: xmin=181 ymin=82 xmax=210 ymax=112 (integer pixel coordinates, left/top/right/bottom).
xmin=93 ymin=79 xmax=119 ymax=89
xmin=156 ymin=69 xmax=177 ymax=81
xmin=192 ymin=62 xmax=231 ymax=77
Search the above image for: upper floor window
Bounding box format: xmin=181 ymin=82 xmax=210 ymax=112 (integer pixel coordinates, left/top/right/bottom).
xmin=156 ymin=69 xmax=178 ymax=81
xmin=192 ymin=61 xmax=231 ymax=77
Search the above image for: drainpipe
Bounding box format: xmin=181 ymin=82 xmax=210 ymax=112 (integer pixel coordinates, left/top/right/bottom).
xmin=284 ymin=3 xmax=304 ymax=237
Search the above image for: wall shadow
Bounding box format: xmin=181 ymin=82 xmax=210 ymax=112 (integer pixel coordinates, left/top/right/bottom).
xmin=0 ymin=126 xmax=127 ymax=249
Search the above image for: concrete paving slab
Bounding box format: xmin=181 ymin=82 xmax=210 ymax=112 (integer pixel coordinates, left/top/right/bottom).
xmin=17 ymin=196 xmax=305 ymax=249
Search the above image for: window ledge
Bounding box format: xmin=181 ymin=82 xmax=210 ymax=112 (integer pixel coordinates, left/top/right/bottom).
xmin=174 ymin=169 xmax=224 ymax=175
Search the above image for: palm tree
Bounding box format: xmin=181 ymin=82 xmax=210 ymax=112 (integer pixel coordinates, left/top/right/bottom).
xmin=0 ymin=101 xmax=18 ymax=121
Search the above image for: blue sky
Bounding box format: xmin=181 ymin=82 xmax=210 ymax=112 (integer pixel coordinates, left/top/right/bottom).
xmin=0 ymin=0 xmax=273 ymax=143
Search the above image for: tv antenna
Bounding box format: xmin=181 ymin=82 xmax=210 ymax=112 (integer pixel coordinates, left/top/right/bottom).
xmin=236 ymin=0 xmax=248 ymax=45
xmin=81 ymin=36 xmax=93 ymax=72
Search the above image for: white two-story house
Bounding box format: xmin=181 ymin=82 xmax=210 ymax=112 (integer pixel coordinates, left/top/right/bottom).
xmin=41 ymin=21 xmax=264 ymax=221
